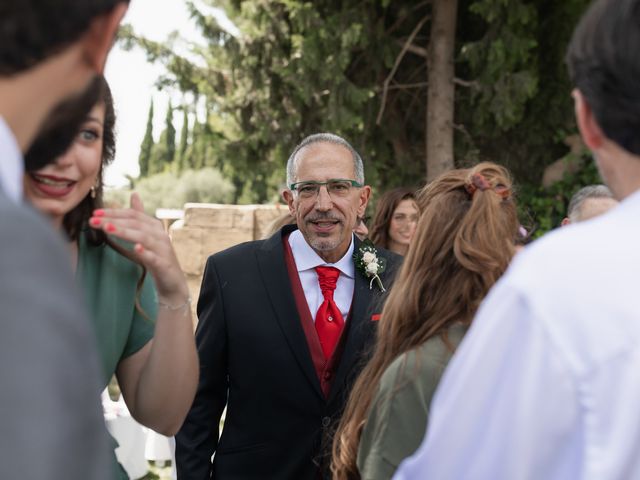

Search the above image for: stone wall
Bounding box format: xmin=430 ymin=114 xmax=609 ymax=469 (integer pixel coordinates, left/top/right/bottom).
xmin=169 ymin=203 xmax=291 ymax=323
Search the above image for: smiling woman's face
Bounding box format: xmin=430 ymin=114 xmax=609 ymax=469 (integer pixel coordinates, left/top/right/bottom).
xmin=23 ymin=102 xmax=105 ymax=229
xmin=387 ymin=199 xmax=419 ymax=253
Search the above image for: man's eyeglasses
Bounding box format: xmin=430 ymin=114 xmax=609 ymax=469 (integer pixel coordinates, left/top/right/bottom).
xmin=289 ymin=179 xmax=363 ymax=199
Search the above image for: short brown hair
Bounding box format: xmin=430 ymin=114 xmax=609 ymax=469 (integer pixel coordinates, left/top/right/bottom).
xmin=0 ymin=0 xmax=129 ymax=74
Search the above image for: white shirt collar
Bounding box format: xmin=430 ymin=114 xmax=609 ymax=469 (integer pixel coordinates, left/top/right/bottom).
xmin=288 ymin=229 xmax=355 ymax=278
xmin=0 ymin=115 xmax=24 ymax=202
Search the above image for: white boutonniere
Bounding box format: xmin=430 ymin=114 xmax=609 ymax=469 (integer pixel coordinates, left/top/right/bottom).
xmin=353 ymin=240 xmax=387 ymax=292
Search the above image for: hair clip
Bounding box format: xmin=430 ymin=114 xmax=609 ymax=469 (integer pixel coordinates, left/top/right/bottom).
xmin=465 ymin=173 xmax=511 ymax=200
xmin=465 ymin=173 xmax=491 ymax=196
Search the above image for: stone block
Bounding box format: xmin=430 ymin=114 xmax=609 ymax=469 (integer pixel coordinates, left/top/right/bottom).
xmin=186 ymin=274 xmax=202 ymax=330
xmin=201 ymin=228 xmax=254 ymax=257
xmin=253 ymin=204 xmax=291 ymax=239
xmin=184 ymin=203 xmax=255 ymax=230
xmin=170 ymin=226 xmax=205 ymax=276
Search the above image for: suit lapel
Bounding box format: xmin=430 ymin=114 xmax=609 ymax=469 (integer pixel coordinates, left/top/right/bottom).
xmin=328 ymin=238 xmax=379 ymax=405
xmin=255 ymin=226 xmax=325 ymax=400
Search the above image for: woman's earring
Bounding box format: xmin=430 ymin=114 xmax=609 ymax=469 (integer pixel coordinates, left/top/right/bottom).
xmin=90 ymin=186 xmax=97 ymax=199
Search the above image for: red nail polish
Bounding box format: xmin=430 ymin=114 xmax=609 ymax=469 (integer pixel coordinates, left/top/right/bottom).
xmin=93 ymin=209 xmax=105 ymax=217
xmin=89 ymin=217 xmax=101 ymax=226
xmin=106 ymin=223 xmax=116 ymax=233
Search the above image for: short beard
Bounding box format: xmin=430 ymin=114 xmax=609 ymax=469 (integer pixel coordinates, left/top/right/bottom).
xmin=309 ymin=237 xmax=342 ymax=252
xmin=24 ymin=76 xmax=103 ymax=171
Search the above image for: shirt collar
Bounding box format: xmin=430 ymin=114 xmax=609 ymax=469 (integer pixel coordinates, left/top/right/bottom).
xmin=289 ymin=229 xmax=355 ymax=278
xmin=0 ymin=115 xmax=24 ymax=203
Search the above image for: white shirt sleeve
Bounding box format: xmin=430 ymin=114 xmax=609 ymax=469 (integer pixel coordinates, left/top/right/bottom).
xmin=393 ymin=280 xmax=583 ymax=480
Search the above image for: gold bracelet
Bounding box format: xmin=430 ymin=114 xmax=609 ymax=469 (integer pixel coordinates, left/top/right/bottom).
xmin=157 ymin=296 xmax=192 ymax=312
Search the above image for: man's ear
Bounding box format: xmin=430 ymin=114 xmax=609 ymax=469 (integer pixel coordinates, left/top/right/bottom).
xmin=80 ymin=3 xmax=129 ymax=73
xmin=358 ymin=185 xmax=372 ymax=217
xmin=573 ymin=89 xmax=605 ymax=151
xmin=561 ymin=217 xmax=571 ymax=227
xmin=282 ymin=189 xmax=296 ymax=215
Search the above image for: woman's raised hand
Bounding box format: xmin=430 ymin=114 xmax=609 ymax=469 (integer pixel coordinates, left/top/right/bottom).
xmin=89 ymin=192 xmax=189 ymax=304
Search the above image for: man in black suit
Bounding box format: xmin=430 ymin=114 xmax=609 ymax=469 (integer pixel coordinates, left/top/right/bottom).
xmin=176 ymin=133 xmax=400 ymax=479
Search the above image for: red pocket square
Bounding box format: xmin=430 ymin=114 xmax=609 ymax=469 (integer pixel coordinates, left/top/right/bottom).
xmin=371 ymin=314 xmax=381 ymax=321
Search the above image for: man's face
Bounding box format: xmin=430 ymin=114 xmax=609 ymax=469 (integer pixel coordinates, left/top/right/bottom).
xmin=24 ymin=76 xmax=102 ymax=171
xmin=284 ymin=142 xmax=371 ymax=263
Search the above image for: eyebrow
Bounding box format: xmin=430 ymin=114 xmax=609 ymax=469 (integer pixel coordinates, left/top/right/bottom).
xmin=85 ymin=116 xmax=104 ymax=126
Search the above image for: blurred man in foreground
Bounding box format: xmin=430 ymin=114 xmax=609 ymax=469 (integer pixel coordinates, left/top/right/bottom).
xmin=0 ymin=1 xmax=129 ymax=478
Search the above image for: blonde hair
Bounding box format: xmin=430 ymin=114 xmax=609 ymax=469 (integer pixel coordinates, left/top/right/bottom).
xmin=331 ymin=162 xmax=519 ymax=479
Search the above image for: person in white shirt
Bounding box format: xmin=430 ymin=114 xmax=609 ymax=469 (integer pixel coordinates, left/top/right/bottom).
xmin=393 ymin=0 xmax=640 ymax=479
xmin=0 ymin=1 xmax=129 ymax=479
xmin=175 ymin=133 xmax=402 ymax=479
xmin=561 ymin=184 xmax=618 ymax=225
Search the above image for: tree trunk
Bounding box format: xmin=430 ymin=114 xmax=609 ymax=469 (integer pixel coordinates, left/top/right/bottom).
xmin=426 ymin=0 xmax=458 ymax=181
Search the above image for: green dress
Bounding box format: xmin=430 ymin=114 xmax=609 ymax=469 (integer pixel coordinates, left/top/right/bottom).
xmin=77 ymin=232 xmax=157 ymax=479
xmin=357 ymin=324 xmax=467 ymax=480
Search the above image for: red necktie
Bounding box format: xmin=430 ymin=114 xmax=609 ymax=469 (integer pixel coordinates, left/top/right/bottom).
xmin=314 ymin=266 xmax=345 ymax=359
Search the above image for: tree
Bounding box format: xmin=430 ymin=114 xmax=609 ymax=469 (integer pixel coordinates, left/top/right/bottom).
xmin=176 ymin=106 xmax=189 ymax=172
xmin=122 ymin=0 xmax=592 ymax=205
xmin=426 ymin=0 xmax=458 ymax=181
xmin=148 ymin=99 xmax=177 ymax=175
xmin=165 ymin=100 xmax=176 ymax=166
xmin=138 ymin=101 xmax=154 ymax=178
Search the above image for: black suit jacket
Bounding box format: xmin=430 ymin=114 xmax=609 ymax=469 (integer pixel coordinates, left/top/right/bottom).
xmin=176 ymin=225 xmax=400 ymax=479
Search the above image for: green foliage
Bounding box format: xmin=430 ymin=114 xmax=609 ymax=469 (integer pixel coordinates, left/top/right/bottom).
xmin=176 ymin=107 xmax=189 ymax=172
xmin=138 ymin=101 xmax=154 ymax=177
xmin=123 ymin=0 xmax=593 ymax=202
xmin=518 ymin=157 xmax=602 ymax=236
xmin=165 ymin=101 xmax=176 ymax=166
xmin=104 ymin=168 xmax=236 ymax=214
xmin=148 ymin=101 xmax=177 ymax=175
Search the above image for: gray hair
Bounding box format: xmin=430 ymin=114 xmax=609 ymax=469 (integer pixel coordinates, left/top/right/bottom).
xmin=567 ymin=184 xmax=614 ymax=222
xmin=285 ymin=133 xmax=365 ymax=187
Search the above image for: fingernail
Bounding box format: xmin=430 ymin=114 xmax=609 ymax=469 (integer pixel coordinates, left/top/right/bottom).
xmin=93 ymin=209 xmax=105 ymax=217
xmin=106 ymin=223 xmax=116 ymax=233
xmin=89 ymin=217 xmax=101 ymax=227
xmin=134 ymin=244 xmax=144 ymax=253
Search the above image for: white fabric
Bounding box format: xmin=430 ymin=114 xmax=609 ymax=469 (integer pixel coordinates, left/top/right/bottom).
xmin=394 ymin=189 xmax=640 ymax=480
xmin=0 ymin=115 xmax=23 ymax=202
xmin=288 ymin=229 xmax=355 ymax=321
xmin=102 ymin=390 xmax=149 ymax=479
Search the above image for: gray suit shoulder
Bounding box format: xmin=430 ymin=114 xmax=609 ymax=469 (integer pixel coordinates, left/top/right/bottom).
xmin=0 ymin=193 xmax=111 ymax=480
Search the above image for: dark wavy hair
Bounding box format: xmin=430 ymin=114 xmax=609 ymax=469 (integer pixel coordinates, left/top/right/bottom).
xmin=63 ymin=76 xmax=116 ymax=243
xmin=0 ymin=0 xmax=129 ymax=74
xmin=61 ymin=76 xmax=148 ymax=316
xmin=369 ymin=187 xmax=418 ymax=250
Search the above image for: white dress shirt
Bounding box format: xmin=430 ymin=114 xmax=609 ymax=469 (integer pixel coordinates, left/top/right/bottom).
xmin=0 ymin=116 xmax=23 ymax=202
xmin=394 ymin=189 xmax=640 ymax=480
xmin=288 ymin=229 xmax=355 ymax=321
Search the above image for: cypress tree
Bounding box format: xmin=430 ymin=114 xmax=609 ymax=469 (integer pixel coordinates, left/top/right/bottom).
xmin=138 ymin=101 xmax=154 ymax=178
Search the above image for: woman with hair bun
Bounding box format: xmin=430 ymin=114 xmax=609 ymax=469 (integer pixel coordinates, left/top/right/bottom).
xmin=332 ymin=162 xmax=520 ymax=480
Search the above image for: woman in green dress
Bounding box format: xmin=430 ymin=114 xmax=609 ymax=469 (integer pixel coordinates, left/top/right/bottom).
xmin=23 ymin=77 xmax=198 ymax=479
xmin=332 ymin=163 xmax=520 ymax=480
